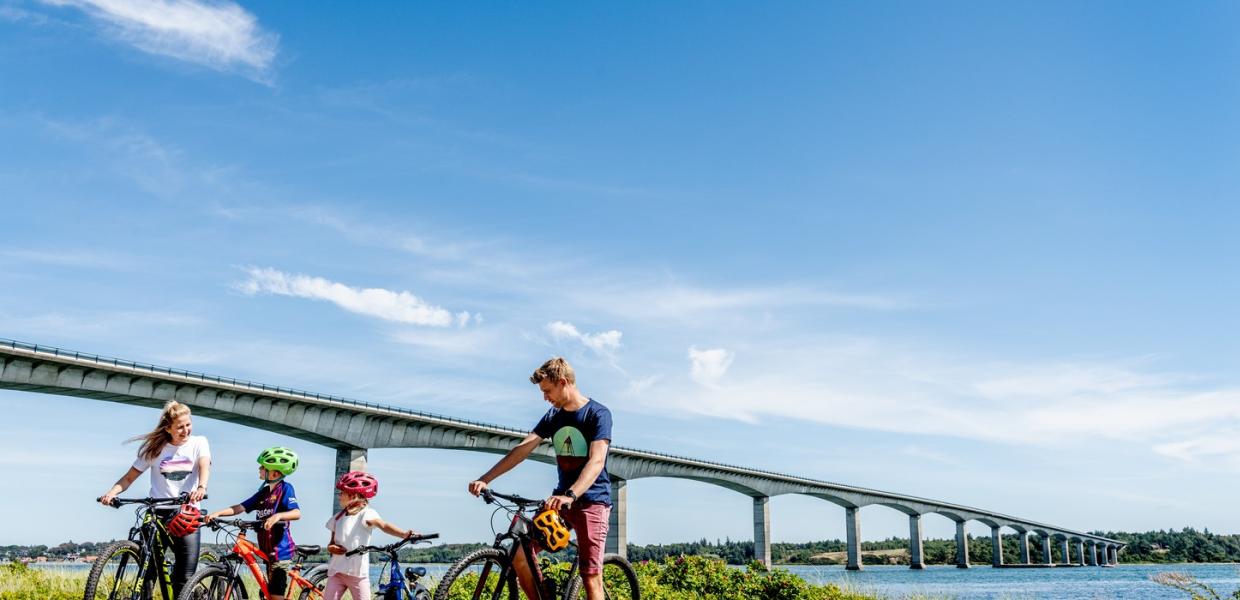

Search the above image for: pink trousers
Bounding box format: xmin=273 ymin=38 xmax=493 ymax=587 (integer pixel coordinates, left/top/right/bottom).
xmin=323 ymin=572 xmax=370 ymax=600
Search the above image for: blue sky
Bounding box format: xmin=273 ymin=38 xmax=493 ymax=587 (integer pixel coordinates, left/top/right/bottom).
xmin=2 ymin=0 xmax=1240 ymax=548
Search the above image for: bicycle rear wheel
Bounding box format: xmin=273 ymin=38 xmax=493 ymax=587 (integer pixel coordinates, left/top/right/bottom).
xmin=563 ymin=554 xmax=639 ymax=600
xmin=177 ymin=564 xmax=246 ymax=600
xmin=83 ymin=539 xmax=144 ymax=600
xmin=431 ymin=548 xmax=517 ymax=600
xmin=295 ymin=566 xmax=327 ymax=600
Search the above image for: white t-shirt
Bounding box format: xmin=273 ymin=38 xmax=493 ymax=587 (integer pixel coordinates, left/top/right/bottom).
xmin=131 ymin=435 xmax=210 ymax=506
xmin=326 ymin=507 xmax=381 ymax=577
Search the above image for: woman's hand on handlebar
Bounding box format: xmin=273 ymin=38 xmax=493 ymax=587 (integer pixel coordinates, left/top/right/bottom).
xmin=327 ymin=543 xmax=347 ymax=556
xmin=467 ymin=480 xmax=489 ymax=497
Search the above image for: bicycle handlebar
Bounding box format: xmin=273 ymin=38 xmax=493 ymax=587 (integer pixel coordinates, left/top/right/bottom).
xmin=97 ymin=493 xmax=203 ymax=508
xmin=344 ymin=533 xmax=440 ymax=557
xmin=481 ymin=489 xmax=543 ymax=507
xmin=207 ymin=518 xmax=266 ymax=531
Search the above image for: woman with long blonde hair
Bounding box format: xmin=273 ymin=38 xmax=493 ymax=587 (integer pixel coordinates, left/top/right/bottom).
xmin=99 ymin=400 xmax=211 ymax=597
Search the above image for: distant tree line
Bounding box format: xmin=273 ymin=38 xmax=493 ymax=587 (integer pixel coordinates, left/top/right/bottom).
xmin=7 ymin=528 xmax=1239 ymax=565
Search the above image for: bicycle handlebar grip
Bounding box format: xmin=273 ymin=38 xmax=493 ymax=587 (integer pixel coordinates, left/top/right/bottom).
xmin=481 ymin=489 xmax=495 ymax=504
xmin=419 ymin=533 xmax=440 ymax=540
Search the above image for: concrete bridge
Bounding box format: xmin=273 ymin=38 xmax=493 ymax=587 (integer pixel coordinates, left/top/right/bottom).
xmin=0 ymin=338 xmax=1125 ymax=568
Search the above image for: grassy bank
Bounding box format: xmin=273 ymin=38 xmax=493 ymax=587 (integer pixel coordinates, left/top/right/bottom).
xmin=2 ymin=556 xmax=894 ymax=600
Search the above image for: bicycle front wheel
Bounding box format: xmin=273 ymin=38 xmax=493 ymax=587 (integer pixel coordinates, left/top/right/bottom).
xmin=83 ymin=539 xmax=144 ymax=600
xmin=177 ymin=564 xmax=246 ymax=600
xmin=432 ymin=548 xmax=517 ymax=600
xmin=563 ymin=554 xmax=640 ymax=600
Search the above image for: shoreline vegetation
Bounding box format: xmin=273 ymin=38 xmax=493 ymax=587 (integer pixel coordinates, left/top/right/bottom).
xmin=1 ymin=557 xmax=888 ymax=600
xmin=5 ymin=528 xmax=1233 ymax=566
xmin=5 ymin=556 xmax=1236 ymax=600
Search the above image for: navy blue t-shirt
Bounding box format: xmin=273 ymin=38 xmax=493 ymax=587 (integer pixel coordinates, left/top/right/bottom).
xmin=532 ymin=399 xmax=612 ymax=505
xmin=240 ymin=481 xmax=300 ymax=561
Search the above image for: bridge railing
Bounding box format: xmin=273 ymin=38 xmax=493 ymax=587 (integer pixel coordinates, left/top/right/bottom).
xmin=0 ymin=338 xmax=852 ymax=484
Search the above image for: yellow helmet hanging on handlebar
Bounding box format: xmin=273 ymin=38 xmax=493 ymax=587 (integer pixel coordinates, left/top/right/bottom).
xmin=532 ymin=509 xmax=571 ymax=552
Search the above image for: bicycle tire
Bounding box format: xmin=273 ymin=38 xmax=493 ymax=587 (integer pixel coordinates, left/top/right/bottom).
xmin=431 ymin=547 xmax=518 ymax=600
xmin=176 ymin=564 xmax=247 ymax=600
xmin=562 ymin=554 xmax=640 ymax=600
xmin=83 ymin=539 xmax=144 ymax=600
xmin=296 ymin=566 xmax=327 ymax=600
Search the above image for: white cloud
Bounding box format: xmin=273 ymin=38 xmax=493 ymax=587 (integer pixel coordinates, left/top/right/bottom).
xmin=42 ymin=0 xmax=278 ymax=82
xmin=546 ymin=321 xmax=622 ymax=354
xmin=237 ymin=267 xmax=473 ymax=327
xmin=688 ymin=346 xmax=733 ymax=388
xmin=623 ymin=337 xmax=1240 ymax=465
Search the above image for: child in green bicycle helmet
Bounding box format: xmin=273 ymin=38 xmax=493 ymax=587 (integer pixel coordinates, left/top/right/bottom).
xmin=206 ymin=447 xmax=302 ymax=600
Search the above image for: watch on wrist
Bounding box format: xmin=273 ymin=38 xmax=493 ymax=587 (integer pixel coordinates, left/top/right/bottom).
xmin=564 ymin=489 xmax=577 ymax=500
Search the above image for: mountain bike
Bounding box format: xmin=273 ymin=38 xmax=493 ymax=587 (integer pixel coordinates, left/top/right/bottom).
xmin=177 ymin=517 xmax=325 ymax=600
xmin=85 ymin=493 xmax=202 ymax=600
xmin=432 ymin=490 xmax=638 ymax=600
xmin=344 ymin=533 xmax=440 ymax=600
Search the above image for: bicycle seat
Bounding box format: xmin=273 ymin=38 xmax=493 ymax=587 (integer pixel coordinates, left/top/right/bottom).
xmin=295 ymin=545 xmax=322 ymax=556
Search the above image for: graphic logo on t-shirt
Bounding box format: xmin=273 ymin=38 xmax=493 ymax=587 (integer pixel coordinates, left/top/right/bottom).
xmin=159 ymin=456 xmax=194 ymax=482
xmin=552 ymin=427 xmax=588 ymax=457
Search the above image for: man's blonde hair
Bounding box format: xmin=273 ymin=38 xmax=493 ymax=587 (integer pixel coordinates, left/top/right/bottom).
xmin=530 ymin=357 xmax=575 ymax=385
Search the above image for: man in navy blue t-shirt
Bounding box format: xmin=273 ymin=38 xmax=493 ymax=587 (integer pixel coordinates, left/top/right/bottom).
xmin=469 ymin=357 xmax=613 ymax=600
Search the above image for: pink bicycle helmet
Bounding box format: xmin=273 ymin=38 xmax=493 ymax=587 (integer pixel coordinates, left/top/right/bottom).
xmin=336 ymin=471 xmax=379 ymax=499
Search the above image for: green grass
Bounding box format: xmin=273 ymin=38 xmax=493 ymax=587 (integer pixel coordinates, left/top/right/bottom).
xmin=0 ymin=562 xmax=81 ymax=600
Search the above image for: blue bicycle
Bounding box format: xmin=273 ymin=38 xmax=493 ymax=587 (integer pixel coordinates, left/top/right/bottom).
xmin=345 ymin=533 xmax=439 ymax=600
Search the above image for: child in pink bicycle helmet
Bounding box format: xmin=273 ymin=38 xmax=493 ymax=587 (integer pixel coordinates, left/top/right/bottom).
xmin=323 ymin=471 xmax=420 ymax=600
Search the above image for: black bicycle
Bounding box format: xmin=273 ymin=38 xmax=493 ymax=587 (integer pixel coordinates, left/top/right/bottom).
xmin=85 ymin=493 xmax=202 ymax=600
xmin=345 ymin=533 xmax=440 ymax=600
xmin=432 ymin=490 xmax=638 ymax=600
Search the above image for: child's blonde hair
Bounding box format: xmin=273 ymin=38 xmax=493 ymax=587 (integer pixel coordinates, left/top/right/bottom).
xmin=128 ymin=401 xmax=192 ymax=461
xmin=530 ymin=357 xmax=575 ymax=385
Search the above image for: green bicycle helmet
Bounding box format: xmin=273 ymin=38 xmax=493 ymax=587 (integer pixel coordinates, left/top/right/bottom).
xmin=257 ymin=447 xmax=299 ymax=476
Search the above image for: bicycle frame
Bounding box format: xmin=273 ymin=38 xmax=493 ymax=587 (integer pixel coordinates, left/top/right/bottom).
xmin=132 ymin=507 xmax=178 ymax=600
xmin=485 ymin=494 xmax=578 ymax=600
xmin=207 ymin=520 xmax=321 ymax=600
xmin=346 ymin=534 xmax=438 ymax=600
xmin=100 ymin=496 xmax=186 ymax=600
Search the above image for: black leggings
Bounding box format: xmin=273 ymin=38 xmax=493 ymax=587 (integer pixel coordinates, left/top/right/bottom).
xmin=155 ymin=509 xmax=201 ymax=596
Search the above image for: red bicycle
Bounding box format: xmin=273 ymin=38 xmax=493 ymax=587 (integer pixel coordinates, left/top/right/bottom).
xmin=177 ymin=518 xmax=324 ymax=600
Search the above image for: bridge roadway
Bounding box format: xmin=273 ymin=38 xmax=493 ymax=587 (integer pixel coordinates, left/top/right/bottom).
xmin=0 ymin=339 xmax=1124 ymax=568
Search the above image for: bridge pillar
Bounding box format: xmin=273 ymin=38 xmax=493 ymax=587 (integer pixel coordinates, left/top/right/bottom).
xmin=955 ymin=521 xmax=970 ymax=568
xmin=1086 ymin=542 xmax=1097 ymax=566
xmin=1041 ymin=535 xmax=1052 ymax=566
xmin=908 ymin=514 xmax=924 ymax=569
xmin=606 ymin=478 xmax=627 ymax=557
xmin=333 ymin=447 xmax=367 ymax=513
xmin=990 ymin=527 xmax=1003 ymax=567
xmin=1018 ymin=532 xmax=1030 ymax=564
xmin=753 ymin=496 xmax=771 ymax=568
xmin=1076 ymin=541 xmax=1086 ymax=566
xmin=845 ymin=507 xmax=862 ymax=571
xmin=1109 ymin=545 xmax=1118 ymax=565
xmin=1060 ymin=539 xmax=1070 ymax=565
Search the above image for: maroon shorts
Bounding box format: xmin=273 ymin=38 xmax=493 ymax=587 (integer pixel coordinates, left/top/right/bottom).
xmin=561 ymin=502 xmax=610 ymax=575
